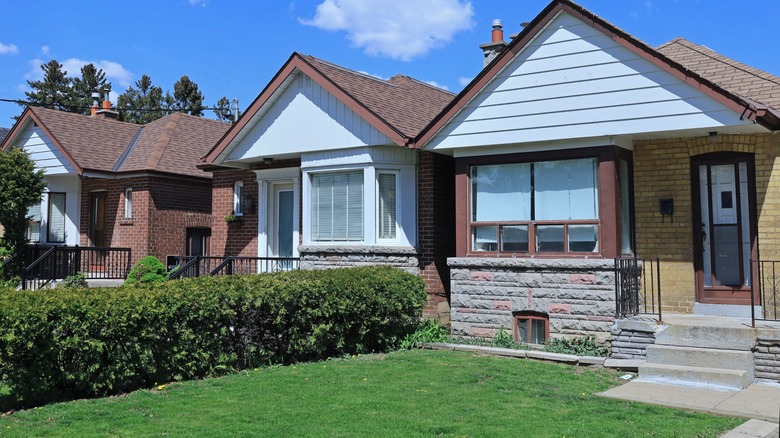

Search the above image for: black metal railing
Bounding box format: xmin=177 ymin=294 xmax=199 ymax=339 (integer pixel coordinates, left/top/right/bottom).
xmin=615 ymin=257 xmax=662 ymax=321
xmin=751 ymin=259 xmax=780 ymax=326
xmin=19 ymin=245 xmax=131 ymax=290
xmin=168 ymin=255 xmax=300 ymax=280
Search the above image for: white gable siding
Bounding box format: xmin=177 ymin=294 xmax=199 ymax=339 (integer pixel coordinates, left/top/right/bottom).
xmin=228 ymin=74 xmax=392 ymax=162
xmin=34 ymin=175 xmax=81 ymax=246
xmin=16 ymin=124 xmax=76 ymax=174
xmin=426 ymin=12 xmax=755 ymax=151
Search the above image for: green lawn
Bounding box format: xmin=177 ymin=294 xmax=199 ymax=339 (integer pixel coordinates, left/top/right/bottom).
xmin=0 ymin=350 xmax=742 ymax=437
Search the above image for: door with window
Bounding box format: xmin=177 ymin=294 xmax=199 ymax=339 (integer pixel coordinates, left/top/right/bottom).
xmin=89 ymin=192 xmax=107 ymax=247
xmin=270 ymin=183 xmax=295 ymax=270
xmin=692 ymin=155 xmax=757 ymax=304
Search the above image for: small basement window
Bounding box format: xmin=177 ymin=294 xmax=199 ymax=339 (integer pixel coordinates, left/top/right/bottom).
xmin=513 ymin=311 xmax=549 ymax=344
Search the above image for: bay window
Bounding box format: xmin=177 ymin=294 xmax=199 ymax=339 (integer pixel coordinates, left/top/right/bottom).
xmin=311 ymin=171 xmax=364 ymax=241
xmin=470 ymin=157 xmax=599 ymax=254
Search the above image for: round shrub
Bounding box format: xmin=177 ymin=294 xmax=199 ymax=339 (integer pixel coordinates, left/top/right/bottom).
xmin=125 ymin=255 xmax=168 ymax=285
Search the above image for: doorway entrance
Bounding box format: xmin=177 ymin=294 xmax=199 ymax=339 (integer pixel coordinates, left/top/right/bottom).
xmin=692 ymin=154 xmax=757 ymax=304
xmin=89 ymin=192 xmax=107 ymax=247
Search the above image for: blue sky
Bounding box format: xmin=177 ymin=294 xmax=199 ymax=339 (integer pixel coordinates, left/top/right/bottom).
xmin=1 ymin=0 xmax=778 ymax=126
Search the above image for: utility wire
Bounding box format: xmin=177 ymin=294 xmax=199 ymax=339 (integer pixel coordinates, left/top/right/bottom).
xmin=0 ymin=97 xmax=234 ymax=114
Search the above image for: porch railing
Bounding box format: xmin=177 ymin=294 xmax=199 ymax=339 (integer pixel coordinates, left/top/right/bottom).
xmin=19 ymin=245 xmax=132 ymax=290
xmin=168 ymin=255 xmax=300 ymax=280
xmin=614 ymin=257 xmax=662 ymax=321
xmin=750 ymin=259 xmax=780 ymax=326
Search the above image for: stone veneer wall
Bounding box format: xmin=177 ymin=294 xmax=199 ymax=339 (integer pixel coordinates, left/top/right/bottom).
xmin=448 ymin=258 xmax=616 ymax=344
xmin=755 ymin=331 xmax=780 ymax=382
xmin=299 ymin=246 xmax=419 ymax=275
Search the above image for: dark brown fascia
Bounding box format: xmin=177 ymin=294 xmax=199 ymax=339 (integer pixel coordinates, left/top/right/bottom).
xmin=80 ymin=169 xmax=212 ymax=183
xmin=203 ymin=52 xmax=409 ymax=165
xmin=414 ymin=0 xmax=780 ymax=148
xmin=1 ymin=107 xmax=84 ymax=174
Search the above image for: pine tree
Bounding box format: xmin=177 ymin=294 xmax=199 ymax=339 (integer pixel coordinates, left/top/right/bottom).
xmin=213 ymin=96 xmax=235 ymax=123
xmin=116 ymin=75 xmax=164 ymax=124
xmin=164 ymin=75 xmax=204 ymax=117
xmin=23 ymin=60 xmax=72 ymax=112
xmin=71 ymin=64 xmax=112 ymax=115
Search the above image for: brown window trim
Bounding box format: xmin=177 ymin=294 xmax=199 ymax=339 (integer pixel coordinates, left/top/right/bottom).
xmin=455 ymin=146 xmax=629 ymax=259
xmin=513 ymin=311 xmax=550 ymax=344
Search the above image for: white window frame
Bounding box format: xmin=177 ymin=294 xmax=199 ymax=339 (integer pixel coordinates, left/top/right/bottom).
xmin=47 ymin=192 xmax=66 ymax=243
xmin=233 ymin=181 xmax=244 ymax=216
xmin=309 ymin=169 xmax=365 ymax=243
xmin=124 ymin=188 xmax=133 ymax=219
xmin=376 ymin=170 xmax=400 ymax=242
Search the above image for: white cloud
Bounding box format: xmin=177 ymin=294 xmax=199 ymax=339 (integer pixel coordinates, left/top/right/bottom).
xmin=188 ymin=0 xmax=208 ymax=6
xmin=0 ymin=43 xmax=19 ymax=55
xmin=424 ymin=80 xmax=449 ymax=91
xmin=24 ymin=58 xmax=45 ymax=82
xmin=457 ymin=76 xmax=471 ymax=87
xmin=61 ymin=58 xmax=134 ymax=88
xmin=301 ymin=0 xmax=474 ymax=61
xmin=40 ymin=45 xmax=50 ymax=56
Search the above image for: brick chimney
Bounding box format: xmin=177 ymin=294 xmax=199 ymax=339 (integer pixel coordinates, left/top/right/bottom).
xmin=94 ymin=92 xmax=119 ymax=119
xmin=480 ymin=19 xmax=507 ymax=67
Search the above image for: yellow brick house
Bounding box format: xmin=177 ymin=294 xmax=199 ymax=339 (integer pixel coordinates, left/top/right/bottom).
xmin=415 ymin=0 xmax=780 ymax=348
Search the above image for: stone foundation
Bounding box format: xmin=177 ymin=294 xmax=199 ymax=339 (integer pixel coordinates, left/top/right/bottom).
xmin=299 ymin=245 xmax=420 ymax=275
xmin=448 ymin=258 xmax=617 ymax=344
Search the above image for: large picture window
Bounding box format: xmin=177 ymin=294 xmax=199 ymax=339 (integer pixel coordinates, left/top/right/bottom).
xmin=311 ymin=171 xmax=363 ymax=241
xmin=470 ymin=158 xmax=599 ymax=254
xmin=47 ymin=192 xmax=66 ymax=243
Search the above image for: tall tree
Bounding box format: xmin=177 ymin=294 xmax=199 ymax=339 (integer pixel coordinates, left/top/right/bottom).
xmin=116 ymin=75 xmax=164 ymax=124
xmin=164 ymin=75 xmax=204 ymax=117
xmin=0 ymin=148 xmax=46 ymax=257
xmin=71 ymin=64 xmax=112 ymax=115
xmin=213 ymin=96 xmax=236 ymax=123
xmin=23 ymin=60 xmax=71 ymax=112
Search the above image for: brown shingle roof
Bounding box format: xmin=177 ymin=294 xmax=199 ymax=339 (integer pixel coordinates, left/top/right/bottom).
xmin=657 ymin=38 xmax=780 ymax=111
xmin=118 ymin=113 xmax=230 ymax=177
xmin=302 ymin=55 xmax=455 ymax=138
xmin=27 ymin=107 xmax=229 ymax=178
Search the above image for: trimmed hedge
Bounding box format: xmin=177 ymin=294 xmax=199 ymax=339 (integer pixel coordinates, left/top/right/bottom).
xmin=0 ymin=266 xmax=426 ymax=408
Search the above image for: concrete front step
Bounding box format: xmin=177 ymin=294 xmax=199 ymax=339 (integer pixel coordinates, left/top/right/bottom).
xmin=654 ymin=324 xmax=757 ymax=351
xmin=645 ymin=344 xmax=754 ymax=371
xmin=639 ymin=363 xmax=752 ymax=389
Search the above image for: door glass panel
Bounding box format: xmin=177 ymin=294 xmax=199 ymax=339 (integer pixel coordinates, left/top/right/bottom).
xmin=277 ymin=190 xmax=294 ymax=258
xmin=707 ymin=164 xmax=743 ymax=287
xmin=713 ymin=225 xmax=740 ymax=286
xmin=699 ymin=165 xmax=712 ymax=287
xmin=739 ymin=162 xmax=751 ymax=286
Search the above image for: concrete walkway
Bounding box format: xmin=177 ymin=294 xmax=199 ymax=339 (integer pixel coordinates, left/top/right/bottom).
xmin=599 ymin=380 xmax=780 ymax=437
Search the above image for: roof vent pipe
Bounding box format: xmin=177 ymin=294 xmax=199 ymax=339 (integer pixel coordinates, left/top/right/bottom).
xmin=492 ymin=19 xmax=504 ymax=42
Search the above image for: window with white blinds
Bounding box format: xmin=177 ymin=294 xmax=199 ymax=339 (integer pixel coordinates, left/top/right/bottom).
xmin=47 ymin=193 xmax=66 ymax=243
xmin=377 ymin=172 xmax=397 ymax=240
xmin=124 ymin=188 xmax=133 ymax=219
xmin=311 ymin=171 xmax=363 ymax=241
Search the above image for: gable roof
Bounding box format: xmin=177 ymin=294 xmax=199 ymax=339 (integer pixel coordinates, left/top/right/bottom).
xmin=658 ymin=38 xmax=780 ymax=111
xmin=204 ymin=52 xmax=454 ymax=165
xmin=1 ymin=107 xmax=229 ymax=178
xmin=416 ymin=0 xmax=780 ymax=147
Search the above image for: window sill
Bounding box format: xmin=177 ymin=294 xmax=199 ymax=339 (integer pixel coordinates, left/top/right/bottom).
xmin=120 ymin=218 xmax=134 ymax=225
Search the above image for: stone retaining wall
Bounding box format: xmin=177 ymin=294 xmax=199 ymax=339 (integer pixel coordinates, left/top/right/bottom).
xmin=609 ymin=318 xmax=660 ymax=360
xmin=755 ymin=335 xmax=780 ymax=382
xmin=299 ymin=245 xmax=420 ymax=275
xmin=448 ymin=258 xmax=617 ymax=344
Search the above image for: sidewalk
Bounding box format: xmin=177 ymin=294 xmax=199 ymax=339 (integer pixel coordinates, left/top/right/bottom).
xmin=599 ymin=380 xmax=780 ymax=437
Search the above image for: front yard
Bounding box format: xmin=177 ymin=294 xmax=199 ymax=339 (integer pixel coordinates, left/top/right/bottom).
xmin=0 ymin=350 xmax=741 ymax=437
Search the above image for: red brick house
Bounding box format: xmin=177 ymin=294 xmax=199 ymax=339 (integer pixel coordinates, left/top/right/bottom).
xmin=201 ymin=53 xmax=455 ymax=318
xmin=0 ymin=104 xmax=230 ymax=265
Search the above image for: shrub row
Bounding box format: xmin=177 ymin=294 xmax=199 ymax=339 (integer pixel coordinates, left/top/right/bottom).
xmin=0 ymin=266 xmax=426 ymax=408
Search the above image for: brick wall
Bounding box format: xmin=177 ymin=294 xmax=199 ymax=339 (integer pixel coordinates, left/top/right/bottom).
xmin=417 ymin=151 xmax=456 ymax=321
xmin=633 ymin=133 xmax=780 ymax=313
xmin=80 ymin=175 xmax=211 ymax=265
xmin=210 ymin=169 xmax=259 ymax=257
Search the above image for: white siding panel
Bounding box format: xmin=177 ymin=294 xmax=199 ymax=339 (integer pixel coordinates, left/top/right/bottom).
xmin=426 ymin=12 xmax=753 ymax=151
xmin=38 ymin=175 xmax=81 ymax=245
xmin=15 ymin=126 xmax=76 ymax=174
xmin=302 ymin=146 xmax=416 ymax=169
xmin=229 ymin=75 xmax=392 ymax=162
